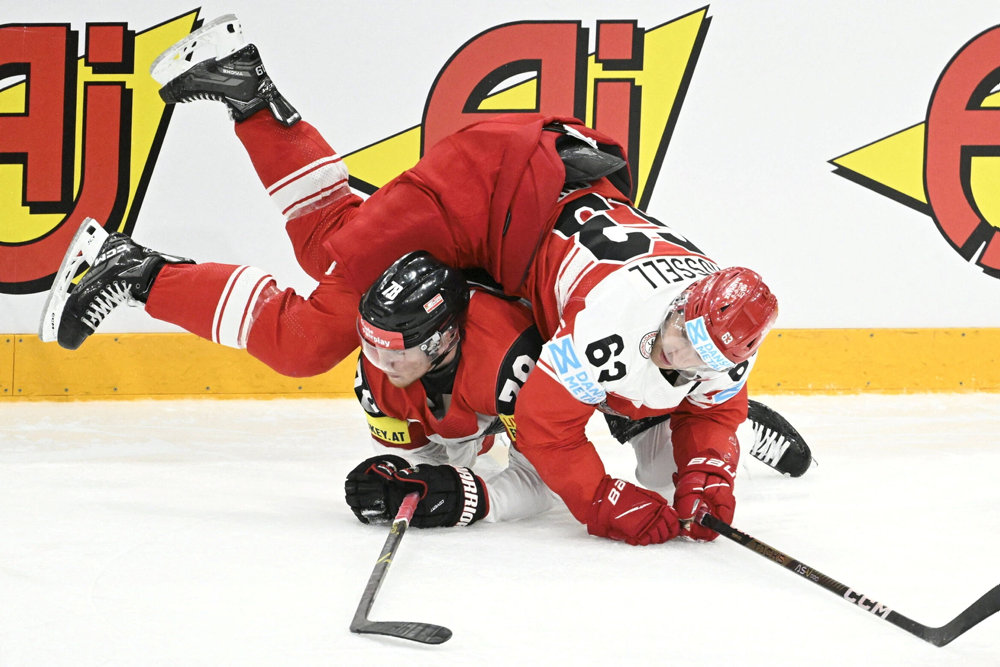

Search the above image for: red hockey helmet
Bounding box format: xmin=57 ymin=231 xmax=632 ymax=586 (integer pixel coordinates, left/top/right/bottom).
xmin=675 ymin=267 xmax=778 ymax=367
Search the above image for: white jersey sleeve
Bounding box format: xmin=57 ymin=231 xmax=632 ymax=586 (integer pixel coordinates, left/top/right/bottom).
xmin=369 ymin=438 xmax=558 ymax=523
xmin=482 ymin=448 xmax=559 ymax=523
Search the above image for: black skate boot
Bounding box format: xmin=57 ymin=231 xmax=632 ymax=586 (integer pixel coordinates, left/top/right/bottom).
xmin=158 ymin=43 xmax=300 ymax=126
xmin=39 ymin=218 xmax=193 ymax=350
xmin=746 ymin=400 xmax=814 ymax=477
xmin=603 ymin=399 xmax=814 ymax=477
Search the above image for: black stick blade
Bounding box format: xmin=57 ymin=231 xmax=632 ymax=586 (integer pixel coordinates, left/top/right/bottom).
xmin=927 ymin=583 xmax=1000 ymax=647
xmin=351 ymin=620 xmax=453 ymax=644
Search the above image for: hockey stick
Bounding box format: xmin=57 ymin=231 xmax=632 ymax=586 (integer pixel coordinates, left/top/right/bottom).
xmin=350 ymin=492 xmax=453 ymax=644
xmin=697 ymin=509 xmax=1000 ymax=646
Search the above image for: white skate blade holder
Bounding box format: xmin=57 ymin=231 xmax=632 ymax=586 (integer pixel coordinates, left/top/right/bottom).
xmin=38 ymin=218 xmax=109 ymax=342
xmin=150 ymin=14 xmax=247 ymax=85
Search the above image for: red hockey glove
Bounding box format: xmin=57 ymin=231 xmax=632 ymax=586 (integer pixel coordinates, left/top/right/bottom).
xmin=586 ymin=476 xmax=680 ymax=546
xmin=673 ymin=456 xmax=736 ymax=542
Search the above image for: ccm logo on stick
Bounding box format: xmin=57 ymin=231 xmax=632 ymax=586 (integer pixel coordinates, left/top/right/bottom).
xmin=844 ymin=589 xmax=893 ymax=618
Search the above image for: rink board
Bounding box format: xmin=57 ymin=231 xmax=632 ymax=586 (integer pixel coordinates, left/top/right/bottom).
xmin=3 ymin=333 xmax=358 ymax=400
xmin=2 ymin=328 xmax=997 ymax=399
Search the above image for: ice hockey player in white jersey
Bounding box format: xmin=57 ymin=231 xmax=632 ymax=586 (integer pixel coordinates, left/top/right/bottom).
xmin=511 ymin=189 xmax=780 ymax=545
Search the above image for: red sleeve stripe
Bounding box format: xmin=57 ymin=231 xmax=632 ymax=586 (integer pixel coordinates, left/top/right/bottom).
xmin=237 ymin=273 xmax=275 ymax=349
xmin=266 ymin=154 xmax=343 ymax=194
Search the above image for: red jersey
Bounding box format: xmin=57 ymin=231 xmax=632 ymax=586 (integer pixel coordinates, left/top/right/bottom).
xmin=148 ymin=113 xmax=625 ymax=378
xmin=355 ymin=289 xmax=541 ymax=454
xmin=145 ymin=112 xmax=750 ymax=527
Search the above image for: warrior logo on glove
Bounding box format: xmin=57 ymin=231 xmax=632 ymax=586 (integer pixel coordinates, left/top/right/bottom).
xmin=345 ymin=455 xmax=489 ymax=528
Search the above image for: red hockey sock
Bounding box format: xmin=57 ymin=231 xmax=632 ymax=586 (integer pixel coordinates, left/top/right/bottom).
xmin=144 ymin=262 xmax=274 ymax=348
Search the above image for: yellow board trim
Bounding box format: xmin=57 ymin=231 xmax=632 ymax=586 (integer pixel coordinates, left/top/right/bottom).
xmin=750 ymin=328 xmax=999 ymax=393
xmin=3 ymin=328 xmax=998 ymax=400
xmin=6 ymin=333 xmax=357 ymax=400
xmin=1 ymin=335 xmax=12 ymax=397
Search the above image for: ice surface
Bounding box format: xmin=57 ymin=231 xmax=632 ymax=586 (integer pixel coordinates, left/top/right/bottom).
xmin=2 ymin=394 xmax=999 ymax=666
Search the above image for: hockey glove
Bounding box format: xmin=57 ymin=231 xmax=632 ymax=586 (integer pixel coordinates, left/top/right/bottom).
xmin=586 ymin=476 xmax=680 ymax=546
xmin=393 ymin=464 xmax=489 ymax=528
xmin=344 ymin=454 xmax=412 ymax=524
xmin=673 ymin=456 xmax=736 ymax=542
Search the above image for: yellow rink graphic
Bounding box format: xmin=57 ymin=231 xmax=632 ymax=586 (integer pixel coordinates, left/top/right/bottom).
xmin=2 ymin=328 xmax=998 ymax=399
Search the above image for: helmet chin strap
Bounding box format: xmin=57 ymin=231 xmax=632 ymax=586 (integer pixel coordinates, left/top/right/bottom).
xmin=427 ymin=337 xmax=460 ymax=373
xmin=421 ymin=340 xmax=462 ymax=397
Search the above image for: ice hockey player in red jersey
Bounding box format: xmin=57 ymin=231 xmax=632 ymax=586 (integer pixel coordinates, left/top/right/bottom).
xmin=40 ymin=16 xmax=781 ymax=546
xmin=344 ymin=250 xmax=557 ymax=528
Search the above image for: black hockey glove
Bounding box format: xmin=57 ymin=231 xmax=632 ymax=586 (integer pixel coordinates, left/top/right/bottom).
xmin=394 ymin=464 xmax=489 ymax=528
xmin=344 ymin=456 xmax=489 ymax=528
xmin=344 ymin=454 xmax=412 ymax=524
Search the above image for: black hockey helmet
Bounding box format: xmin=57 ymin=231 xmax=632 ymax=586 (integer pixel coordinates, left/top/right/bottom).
xmin=357 ymin=251 xmax=470 ymax=364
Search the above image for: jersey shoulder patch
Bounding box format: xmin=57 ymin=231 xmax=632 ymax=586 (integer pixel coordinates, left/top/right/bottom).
xmin=539 ymin=334 xmax=606 ymax=404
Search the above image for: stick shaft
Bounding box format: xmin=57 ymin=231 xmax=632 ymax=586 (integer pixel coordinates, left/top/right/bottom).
xmin=351 ymin=492 xmax=420 ymax=626
xmin=699 ymin=511 xmax=1000 ymax=646
xmin=700 ymin=513 xmax=893 ymax=611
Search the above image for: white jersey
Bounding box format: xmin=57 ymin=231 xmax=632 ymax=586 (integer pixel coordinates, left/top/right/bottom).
xmin=535 ymin=222 xmax=754 ymax=417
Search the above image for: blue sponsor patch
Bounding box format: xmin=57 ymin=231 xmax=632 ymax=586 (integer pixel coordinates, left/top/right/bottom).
xmin=709 ymin=378 xmax=746 ymax=404
xmin=547 ymin=336 xmax=581 ymax=375
xmin=684 ymin=316 xmax=735 ymax=372
xmin=543 ymin=336 xmax=607 ymax=404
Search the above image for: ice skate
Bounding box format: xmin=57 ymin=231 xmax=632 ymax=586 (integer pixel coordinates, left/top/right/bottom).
xmin=150 ymin=14 xmax=247 ymax=85
xmin=604 ymin=399 xmax=813 ymax=477
xmin=38 ymin=218 xmax=192 ymax=350
xmin=746 ymin=399 xmax=813 ymax=477
xmin=153 ymin=15 xmax=300 ymax=126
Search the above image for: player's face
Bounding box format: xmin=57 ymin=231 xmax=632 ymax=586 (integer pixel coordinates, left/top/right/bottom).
xmin=361 ymin=343 xmax=434 ymax=387
xmin=360 ymin=327 xmax=459 ymax=388
xmin=650 ymin=310 xmax=715 ymax=379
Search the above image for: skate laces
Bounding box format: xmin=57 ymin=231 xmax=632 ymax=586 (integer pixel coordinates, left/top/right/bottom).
xmin=176 ymin=92 xmax=227 ymax=103
xmin=750 ymin=422 xmax=790 ymax=465
xmin=83 ymin=281 xmax=135 ymax=331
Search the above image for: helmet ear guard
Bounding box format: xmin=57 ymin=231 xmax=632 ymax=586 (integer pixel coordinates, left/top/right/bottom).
xmin=417 ymin=325 xmax=460 ymax=365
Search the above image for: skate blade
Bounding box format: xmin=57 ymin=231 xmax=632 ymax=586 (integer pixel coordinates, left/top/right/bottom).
xmin=150 ymin=14 xmax=245 ymax=85
xmin=38 ymin=218 xmax=109 ymax=343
